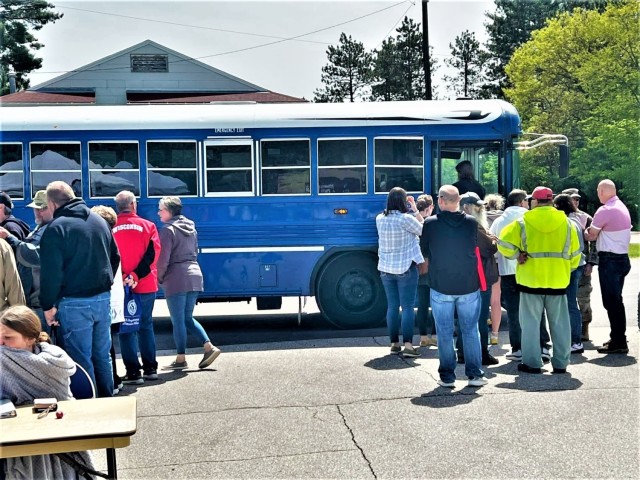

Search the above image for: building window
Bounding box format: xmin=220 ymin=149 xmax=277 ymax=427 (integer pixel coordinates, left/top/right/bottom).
xmin=205 ymin=141 xmax=253 ymax=195
xmin=261 ymin=139 xmax=310 ymax=195
xmin=30 ymin=142 xmax=82 ymax=196
xmin=130 ymin=54 xmax=168 ymax=73
xmin=147 ymin=141 xmax=197 ymax=197
xmin=374 ymin=137 xmax=423 ymax=193
xmin=89 ymin=142 xmax=140 ymax=197
xmin=317 ymin=138 xmax=367 ymax=194
xmin=0 ymin=143 xmax=23 ymax=199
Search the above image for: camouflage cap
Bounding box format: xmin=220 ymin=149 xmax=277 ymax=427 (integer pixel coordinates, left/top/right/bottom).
xmin=26 ymin=190 xmax=48 ymax=210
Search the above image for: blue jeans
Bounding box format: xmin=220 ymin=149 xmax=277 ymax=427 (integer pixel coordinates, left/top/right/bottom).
xmin=430 ymin=289 xmax=484 ymax=383
xmin=166 ymin=291 xmax=210 ymax=355
xmin=598 ymin=253 xmax=631 ymax=346
xmin=57 ymin=292 xmax=113 ymax=397
xmin=119 ymin=292 xmax=158 ymax=376
xmin=567 ymin=267 xmax=584 ymax=344
xmin=457 ymin=288 xmax=491 ymax=356
xmin=416 ymin=284 xmax=436 ymax=336
xmin=380 ymin=265 xmax=419 ymax=344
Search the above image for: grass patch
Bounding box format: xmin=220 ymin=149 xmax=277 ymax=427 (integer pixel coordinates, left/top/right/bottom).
xmin=630 ymin=243 xmax=640 ymax=258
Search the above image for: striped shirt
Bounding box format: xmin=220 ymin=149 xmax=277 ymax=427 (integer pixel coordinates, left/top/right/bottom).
xmin=376 ymin=211 xmax=424 ymax=274
xmin=592 ymin=196 xmax=631 ymax=254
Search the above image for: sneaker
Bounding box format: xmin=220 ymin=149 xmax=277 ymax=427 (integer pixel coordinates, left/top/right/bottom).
xmin=541 ymin=348 xmax=551 ymax=364
xmin=571 ymin=343 xmax=584 ymax=354
xmin=490 ymin=333 xmax=499 ymax=345
xmin=122 ymin=373 xmax=144 ymax=385
xmin=199 ymin=346 xmax=222 ymax=369
xmin=390 ymin=345 xmax=401 ymax=354
xmin=161 ymin=361 xmax=188 ymax=371
xmin=506 ymin=349 xmax=522 ymax=360
xmin=437 ymin=379 xmax=456 ymax=388
xmin=597 ymin=343 xmax=629 ymax=354
xmin=482 ymin=353 xmax=499 ymax=366
xmin=402 ymin=346 xmax=421 ymax=358
xmin=517 ymin=363 xmax=542 ymax=374
xmin=552 ymin=367 xmax=567 ymax=374
xmin=468 ymin=377 xmax=488 ymax=387
xmin=143 ymin=370 xmax=158 ymax=381
xmin=429 ymin=336 xmax=437 ymax=347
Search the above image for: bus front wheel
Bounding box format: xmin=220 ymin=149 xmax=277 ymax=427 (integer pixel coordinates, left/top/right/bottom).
xmin=315 ymin=252 xmax=386 ymax=329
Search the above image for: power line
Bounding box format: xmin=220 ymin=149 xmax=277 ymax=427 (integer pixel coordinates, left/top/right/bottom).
xmin=56 ymin=4 xmax=328 ymax=45
xmin=32 ymin=1 xmax=413 ymax=76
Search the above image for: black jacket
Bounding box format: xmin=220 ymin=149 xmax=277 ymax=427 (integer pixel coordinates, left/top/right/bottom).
xmin=453 ymin=178 xmax=486 ymax=199
xmin=39 ymin=198 xmax=120 ymax=310
xmin=420 ymin=210 xmax=479 ymax=295
xmin=1 ymin=215 xmax=30 ymax=241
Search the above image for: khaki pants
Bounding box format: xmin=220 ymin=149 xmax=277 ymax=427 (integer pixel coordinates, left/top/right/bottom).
xmin=577 ymin=272 xmax=592 ymax=324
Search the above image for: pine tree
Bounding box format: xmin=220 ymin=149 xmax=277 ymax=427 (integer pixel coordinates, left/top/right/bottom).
xmin=443 ymin=30 xmax=487 ymax=99
xmin=313 ymin=33 xmax=373 ymax=103
xmin=0 ymin=0 xmax=63 ymax=94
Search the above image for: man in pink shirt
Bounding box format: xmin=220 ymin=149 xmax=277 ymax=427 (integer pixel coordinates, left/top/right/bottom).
xmin=585 ymin=180 xmax=632 ymax=354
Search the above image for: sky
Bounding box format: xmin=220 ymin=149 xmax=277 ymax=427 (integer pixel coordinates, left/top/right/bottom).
xmin=27 ymin=0 xmax=495 ymax=100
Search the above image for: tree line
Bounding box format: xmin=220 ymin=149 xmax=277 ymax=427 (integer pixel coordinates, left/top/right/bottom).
xmin=1 ymin=1 xmax=636 ymax=226
xmin=314 ymin=0 xmax=637 ymax=227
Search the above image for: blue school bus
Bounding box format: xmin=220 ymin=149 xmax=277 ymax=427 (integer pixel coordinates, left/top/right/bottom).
xmin=0 ymin=100 xmax=551 ymax=328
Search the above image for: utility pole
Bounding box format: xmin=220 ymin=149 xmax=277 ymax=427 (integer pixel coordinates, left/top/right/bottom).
xmin=422 ymin=0 xmax=432 ymax=100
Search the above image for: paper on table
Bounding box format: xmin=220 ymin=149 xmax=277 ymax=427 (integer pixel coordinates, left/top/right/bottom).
xmin=0 ymin=398 xmax=17 ymax=418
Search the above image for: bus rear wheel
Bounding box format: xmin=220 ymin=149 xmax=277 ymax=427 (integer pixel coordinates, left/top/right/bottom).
xmin=315 ymin=252 xmax=386 ymax=329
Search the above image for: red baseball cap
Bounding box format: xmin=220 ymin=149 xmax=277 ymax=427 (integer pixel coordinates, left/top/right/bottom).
xmin=532 ymin=186 xmax=553 ymax=201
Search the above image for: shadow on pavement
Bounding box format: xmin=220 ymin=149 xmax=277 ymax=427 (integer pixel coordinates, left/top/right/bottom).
xmin=494 ymin=373 xmax=583 ymax=392
xmin=589 ymin=355 xmax=637 ymax=368
xmin=411 ymin=390 xmax=481 ymax=408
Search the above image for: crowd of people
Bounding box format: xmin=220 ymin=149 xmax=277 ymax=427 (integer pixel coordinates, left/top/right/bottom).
xmin=0 ymin=170 xmax=635 ymax=476
xmin=0 ymin=182 xmax=223 ymax=478
xmin=376 ymin=167 xmax=634 ymax=388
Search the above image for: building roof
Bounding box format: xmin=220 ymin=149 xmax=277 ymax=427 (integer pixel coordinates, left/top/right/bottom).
xmin=0 ymin=40 xmax=306 ymax=105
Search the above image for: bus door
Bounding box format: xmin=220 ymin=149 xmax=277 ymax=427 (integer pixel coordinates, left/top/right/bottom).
xmin=431 ymin=140 xmax=503 ymax=196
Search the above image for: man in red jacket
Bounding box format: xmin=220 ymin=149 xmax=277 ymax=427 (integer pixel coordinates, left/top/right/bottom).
xmin=113 ymin=190 xmax=162 ymax=385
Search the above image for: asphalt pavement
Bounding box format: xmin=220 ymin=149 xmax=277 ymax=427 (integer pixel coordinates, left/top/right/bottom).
xmin=93 ymin=258 xmax=639 ymax=479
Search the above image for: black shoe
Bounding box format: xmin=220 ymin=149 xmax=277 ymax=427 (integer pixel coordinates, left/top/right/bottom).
xmin=552 ymin=367 xmax=567 ymax=374
xmin=482 ymin=353 xmax=499 ymax=366
xmin=597 ymin=343 xmax=629 ymax=354
xmin=122 ymin=373 xmax=144 ymax=385
xmin=517 ymin=363 xmax=542 ymax=374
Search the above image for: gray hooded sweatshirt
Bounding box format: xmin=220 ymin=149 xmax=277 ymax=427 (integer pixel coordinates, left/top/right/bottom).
xmin=157 ymin=215 xmax=204 ymax=297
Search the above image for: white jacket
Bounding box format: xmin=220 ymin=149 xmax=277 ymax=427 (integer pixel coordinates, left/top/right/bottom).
xmin=489 ymin=206 xmax=528 ymax=276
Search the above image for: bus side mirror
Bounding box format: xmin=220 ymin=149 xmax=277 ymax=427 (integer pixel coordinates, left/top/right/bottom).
xmin=559 ymin=145 xmax=569 ymax=178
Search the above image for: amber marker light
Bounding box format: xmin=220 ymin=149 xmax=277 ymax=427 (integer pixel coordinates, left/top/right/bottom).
xmin=334 ymin=208 xmax=348 ymax=215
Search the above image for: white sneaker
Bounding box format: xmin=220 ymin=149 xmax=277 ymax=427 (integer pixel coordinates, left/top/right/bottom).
xmin=571 ymin=343 xmax=584 ymax=354
xmin=468 ymin=377 xmax=488 ymax=387
xmin=506 ymin=349 xmax=522 ymax=360
xmin=541 ymin=348 xmax=551 ymax=363
xmin=437 ymin=379 xmax=455 ymax=388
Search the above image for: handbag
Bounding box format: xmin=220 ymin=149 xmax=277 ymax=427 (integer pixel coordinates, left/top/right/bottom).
xmin=119 ymin=286 xmax=141 ymax=334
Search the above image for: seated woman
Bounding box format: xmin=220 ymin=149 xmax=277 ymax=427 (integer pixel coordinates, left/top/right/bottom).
xmin=0 ymin=305 xmax=96 ymax=480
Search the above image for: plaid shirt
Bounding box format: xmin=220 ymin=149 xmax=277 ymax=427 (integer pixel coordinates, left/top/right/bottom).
xmin=376 ymin=211 xmax=424 ymax=274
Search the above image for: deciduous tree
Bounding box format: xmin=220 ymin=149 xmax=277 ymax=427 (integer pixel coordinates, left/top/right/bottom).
xmin=506 ymin=0 xmax=639 ymax=223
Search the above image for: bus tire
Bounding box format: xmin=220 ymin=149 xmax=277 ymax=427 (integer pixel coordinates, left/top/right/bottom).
xmin=315 ymin=252 xmax=386 ymax=329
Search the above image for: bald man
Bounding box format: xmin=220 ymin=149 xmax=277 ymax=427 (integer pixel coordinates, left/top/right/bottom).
xmin=420 ymin=185 xmax=486 ymax=388
xmin=585 ymin=179 xmax=632 ymax=354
